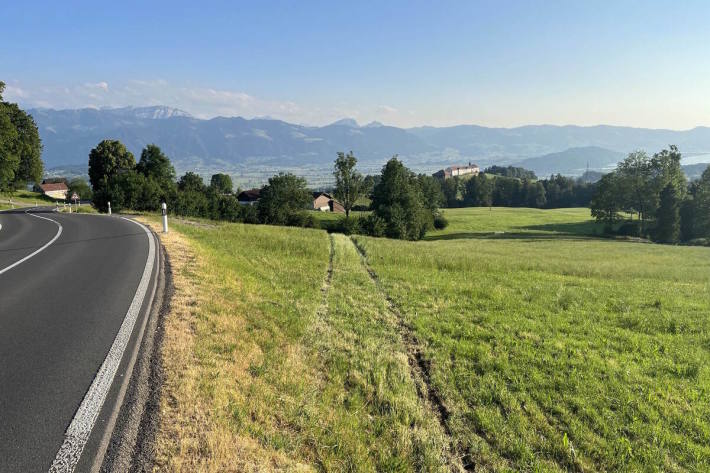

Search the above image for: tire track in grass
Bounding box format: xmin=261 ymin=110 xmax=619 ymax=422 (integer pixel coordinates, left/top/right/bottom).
xmin=349 ymin=236 xmax=471 ymax=473
xmin=315 ymin=234 xmax=335 ymax=317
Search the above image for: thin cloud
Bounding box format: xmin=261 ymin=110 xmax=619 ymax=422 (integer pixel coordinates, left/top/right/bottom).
xmin=5 ymin=79 xmax=378 ymax=126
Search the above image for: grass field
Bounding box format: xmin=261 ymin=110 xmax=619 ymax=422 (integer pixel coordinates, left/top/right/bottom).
xmin=142 ymin=207 xmax=710 ymax=472
xmin=0 ymin=190 xmax=59 ymax=210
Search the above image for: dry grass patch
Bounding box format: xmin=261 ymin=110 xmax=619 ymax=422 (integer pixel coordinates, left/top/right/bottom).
xmin=140 ymin=217 xmax=459 ymax=471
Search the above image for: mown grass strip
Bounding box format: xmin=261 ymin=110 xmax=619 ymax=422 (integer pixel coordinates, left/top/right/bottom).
xmin=139 ymin=217 xmax=455 ymax=471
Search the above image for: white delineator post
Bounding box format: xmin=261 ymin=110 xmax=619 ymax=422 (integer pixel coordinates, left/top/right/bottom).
xmin=108 ymin=201 xmax=112 ymax=215
xmin=162 ymin=202 xmax=168 ymax=233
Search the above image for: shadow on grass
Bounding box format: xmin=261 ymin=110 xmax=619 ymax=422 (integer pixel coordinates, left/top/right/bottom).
xmin=426 ymin=221 xmax=608 ymax=242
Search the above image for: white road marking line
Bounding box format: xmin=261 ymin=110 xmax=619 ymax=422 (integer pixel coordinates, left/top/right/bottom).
xmin=48 ymin=217 xmax=155 ymax=473
xmin=0 ymin=209 xmax=63 ymax=276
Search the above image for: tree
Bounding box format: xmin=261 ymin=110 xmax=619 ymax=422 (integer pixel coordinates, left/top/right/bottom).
xmin=417 ymin=174 xmax=444 ymax=211
xmin=692 ymin=167 xmax=710 ymax=238
xmin=650 ymin=145 xmax=686 ymax=201
xmin=0 ymin=83 xmax=20 ymax=192
xmin=136 ymin=144 xmax=175 ymax=187
xmin=66 ymin=178 xmax=93 ymax=201
xmin=523 ymin=180 xmax=547 ymax=208
xmin=441 ymin=176 xmax=461 ymax=208
xmin=88 ymin=140 xmax=136 ymax=190
xmin=88 ymin=140 xmax=136 ymax=211
xmin=210 ymin=173 xmax=233 ymax=194
xmin=257 ymin=173 xmax=312 ymax=225
xmin=7 ymin=103 xmax=43 ymax=188
xmin=655 ymin=183 xmax=680 ymax=243
xmin=0 ymin=105 xmax=18 ymax=192
xmin=485 ymin=165 xmax=537 ymax=180
xmin=333 ymin=151 xmax=364 ymax=217
xmin=616 ymin=151 xmax=655 ymax=233
xmin=590 ymin=172 xmax=621 ymax=225
xmin=463 ymin=174 xmax=493 ymax=207
xmin=177 ymin=172 xmax=206 ymax=193
xmin=371 ymin=157 xmax=433 ymax=240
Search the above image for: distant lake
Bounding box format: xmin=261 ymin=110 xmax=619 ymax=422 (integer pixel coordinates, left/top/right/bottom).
xmin=682 ymin=153 xmax=710 ymax=165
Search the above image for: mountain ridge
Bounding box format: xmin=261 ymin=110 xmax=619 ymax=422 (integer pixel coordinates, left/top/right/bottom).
xmin=28 ymin=106 xmax=710 ymax=178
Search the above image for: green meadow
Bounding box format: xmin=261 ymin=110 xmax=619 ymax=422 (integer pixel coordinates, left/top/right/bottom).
xmin=147 ymin=207 xmax=710 ymax=472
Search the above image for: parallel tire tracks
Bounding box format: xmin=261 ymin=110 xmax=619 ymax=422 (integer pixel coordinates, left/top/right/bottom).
xmin=348 ymin=236 xmax=471 ymax=472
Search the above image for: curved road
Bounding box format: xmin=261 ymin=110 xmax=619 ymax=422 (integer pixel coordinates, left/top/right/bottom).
xmin=0 ymin=208 xmax=158 ymax=472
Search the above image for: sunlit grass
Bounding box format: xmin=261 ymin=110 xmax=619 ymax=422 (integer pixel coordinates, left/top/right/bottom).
xmin=354 ymin=232 xmax=710 ymax=471
xmin=142 ymin=207 xmax=710 ymax=471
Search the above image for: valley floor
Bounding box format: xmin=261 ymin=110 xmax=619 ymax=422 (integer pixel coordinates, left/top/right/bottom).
xmin=138 ymin=208 xmax=710 ymax=472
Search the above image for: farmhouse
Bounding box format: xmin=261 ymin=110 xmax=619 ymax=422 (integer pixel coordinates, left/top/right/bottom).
xmin=313 ymin=192 xmax=344 ymax=213
xmin=433 ymin=163 xmax=480 ymax=179
xmin=37 ymin=181 xmax=69 ymax=200
xmin=237 ymin=188 xmax=261 ymax=205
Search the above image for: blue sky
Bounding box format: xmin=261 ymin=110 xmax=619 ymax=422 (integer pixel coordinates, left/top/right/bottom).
xmin=2 ymin=0 xmax=710 ymax=128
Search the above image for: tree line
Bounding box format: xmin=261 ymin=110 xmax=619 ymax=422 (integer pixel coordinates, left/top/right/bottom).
xmin=0 ymin=82 xmax=43 ymax=193
xmin=439 ymin=173 xmax=595 ymax=209
xmin=590 ymin=145 xmax=710 ymax=244
xmin=87 ymin=141 xmax=446 ymax=240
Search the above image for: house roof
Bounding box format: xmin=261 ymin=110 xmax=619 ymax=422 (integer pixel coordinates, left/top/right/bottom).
xmin=446 ymin=164 xmax=479 ymax=171
xmin=39 ymin=182 xmax=68 ymax=192
xmin=312 ymin=191 xmax=334 ymax=200
xmin=237 ymin=188 xmax=261 ymax=201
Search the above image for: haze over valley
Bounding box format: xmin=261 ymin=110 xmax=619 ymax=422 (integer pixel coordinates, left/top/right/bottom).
xmin=35 ymin=105 xmax=710 ymax=186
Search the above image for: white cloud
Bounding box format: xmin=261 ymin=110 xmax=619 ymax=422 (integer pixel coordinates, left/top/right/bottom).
xmin=85 ymin=81 xmax=109 ymax=91
xmin=4 ymin=79 xmax=390 ymax=126
xmin=377 ymin=105 xmax=398 ymax=113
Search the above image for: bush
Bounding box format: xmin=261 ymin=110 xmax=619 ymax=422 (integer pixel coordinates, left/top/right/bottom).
xmin=685 ymin=238 xmax=710 ymax=247
xmin=285 ymin=211 xmax=316 ymax=228
xmin=616 ymin=221 xmax=643 ymax=237
xmin=360 ymin=214 xmax=386 ymax=237
xmin=339 ymin=216 xmax=360 ymax=235
xmin=241 ymin=204 xmax=259 ymax=224
xmin=433 ymin=213 xmax=449 ymax=230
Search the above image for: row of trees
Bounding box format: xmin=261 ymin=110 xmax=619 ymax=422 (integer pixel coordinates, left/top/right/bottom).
xmin=440 ymin=173 xmax=595 ymax=209
xmin=590 ymin=145 xmax=710 ymax=243
xmin=0 ymin=82 xmax=43 ymax=192
xmin=87 ymin=140 xmax=444 ymax=240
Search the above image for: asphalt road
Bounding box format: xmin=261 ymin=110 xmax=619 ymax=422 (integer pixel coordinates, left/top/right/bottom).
xmin=0 ymin=208 xmax=158 ymax=472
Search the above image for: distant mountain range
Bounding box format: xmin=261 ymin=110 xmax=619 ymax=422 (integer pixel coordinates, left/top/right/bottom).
xmin=517 ymin=146 xmax=625 ymax=177
xmin=29 ymin=106 xmax=710 ymax=183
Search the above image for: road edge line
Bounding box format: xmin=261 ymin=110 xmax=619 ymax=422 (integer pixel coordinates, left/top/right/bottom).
xmin=48 ymin=217 xmax=156 ymax=473
xmin=89 ymin=229 xmax=163 ymax=472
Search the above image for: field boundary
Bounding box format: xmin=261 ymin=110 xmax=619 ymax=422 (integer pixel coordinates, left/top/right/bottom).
xmin=349 ymin=236 xmax=470 ymax=472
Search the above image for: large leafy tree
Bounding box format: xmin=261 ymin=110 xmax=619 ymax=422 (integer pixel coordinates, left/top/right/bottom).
xmin=333 ymin=151 xmax=364 ymax=217
xmin=371 ymin=157 xmax=433 ymax=240
xmin=210 ymin=173 xmax=233 ymax=194
xmin=6 ymin=103 xmax=43 ymax=188
xmin=650 ymin=145 xmax=686 ymax=199
xmin=616 ymin=151 xmax=655 ymax=232
xmin=0 ymin=83 xmax=23 ymax=191
xmin=88 ymin=140 xmax=136 ymax=211
xmin=655 ymin=183 xmax=681 ymax=243
xmin=692 ymin=167 xmax=710 ymax=238
xmin=177 ymin=172 xmax=206 ymax=193
xmin=463 ymin=174 xmax=494 ymax=207
xmin=257 ymin=173 xmax=312 ymax=225
xmin=136 ymin=144 xmax=175 ymax=187
xmin=590 ymin=172 xmax=622 ymax=225
xmin=417 ymin=174 xmax=445 ymax=211
xmin=88 ymin=140 xmax=136 ymax=189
